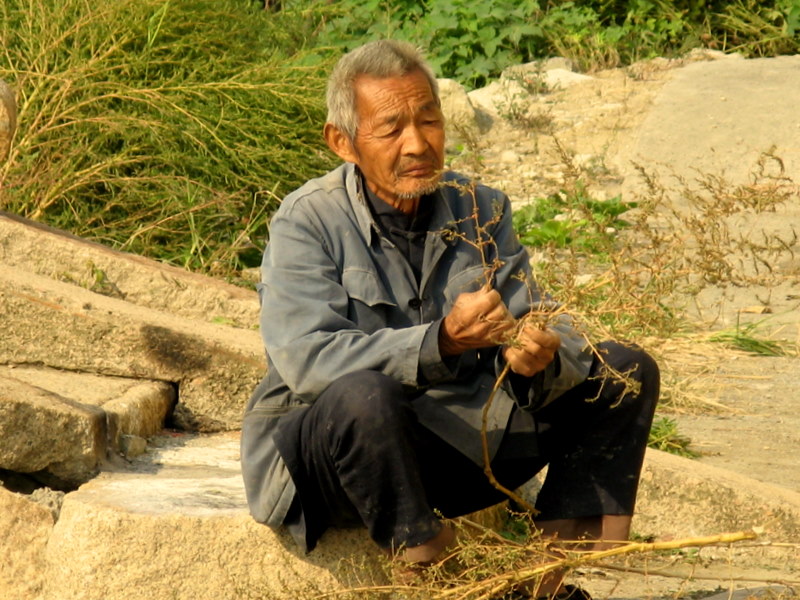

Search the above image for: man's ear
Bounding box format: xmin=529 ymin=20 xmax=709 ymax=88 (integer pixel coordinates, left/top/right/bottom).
xmin=323 ymin=123 xmax=358 ymax=164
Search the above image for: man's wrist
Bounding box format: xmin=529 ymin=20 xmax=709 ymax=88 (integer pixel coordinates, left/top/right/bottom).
xmin=438 ymin=320 xmax=462 ymax=357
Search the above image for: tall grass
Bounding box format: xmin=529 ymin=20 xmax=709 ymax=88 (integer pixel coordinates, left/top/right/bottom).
xmin=0 ymin=0 xmax=337 ymax=275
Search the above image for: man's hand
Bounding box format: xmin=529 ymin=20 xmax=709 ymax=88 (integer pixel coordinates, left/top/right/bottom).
xmin=503 ymin=324 xmax=561 ymax=377
xmin=439 ymin=287 xmax=515 ymax=356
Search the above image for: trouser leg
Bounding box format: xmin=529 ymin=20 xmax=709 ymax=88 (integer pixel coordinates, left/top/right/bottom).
xmin=289 ymin=369 xmax=545 ymax=550
xmin=292 ymin=369 xmax=443 ymax=549
xmin=532 ymin=341 xmax=660 ymax=520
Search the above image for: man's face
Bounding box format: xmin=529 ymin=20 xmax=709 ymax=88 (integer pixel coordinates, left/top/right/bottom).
xmin=334 ymin=69 xmax=445 ymax=208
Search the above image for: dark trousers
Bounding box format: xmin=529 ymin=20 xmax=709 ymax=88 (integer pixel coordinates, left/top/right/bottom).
xmin=276 ymin=341 xmax=659 ymax=551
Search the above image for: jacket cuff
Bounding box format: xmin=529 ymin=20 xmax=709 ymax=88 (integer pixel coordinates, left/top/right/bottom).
xmin=418 ymin=319 xmax=475 ymax=385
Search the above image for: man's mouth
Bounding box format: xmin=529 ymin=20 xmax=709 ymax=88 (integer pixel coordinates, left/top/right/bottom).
xmin=399 ymin=164 xmax=437 ymax=178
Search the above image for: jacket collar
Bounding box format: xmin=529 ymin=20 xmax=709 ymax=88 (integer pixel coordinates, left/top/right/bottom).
xmin=343 ymin=162 xmax=458 ymax=247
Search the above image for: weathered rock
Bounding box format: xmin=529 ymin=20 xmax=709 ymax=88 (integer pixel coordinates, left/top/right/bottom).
xmin=504 ymin=61 xmax=593 ymax=91
xmin=438 ymin=77 xmax=491 ymax=143
xmin=0 ymin=486 xmax=53 ymax=600
xmin=41 ymin=433 xmax=384 ymax=600
xmin=468 ymin=78 xmax=528 ymax=118
xmin=0 ymin=366 xmax=174 ymax=485
xmin=0 ymin=263 xmax=264 ymax=431
xmin=0 ymin=365 xmax=174 ymax=447
xmin=618 ymin=54 xmax=800 ymax=192
xmin=0 ymin=211 xmax=260 ymax=327
xmin=0 ymin=80 xmax=16 ymax=162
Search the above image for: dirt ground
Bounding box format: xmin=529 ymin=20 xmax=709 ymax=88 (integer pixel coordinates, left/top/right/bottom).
xmin=455 ymin=51 xmax=800 ymax=498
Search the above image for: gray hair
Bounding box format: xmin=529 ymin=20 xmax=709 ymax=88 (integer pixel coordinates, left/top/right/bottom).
xmin=326 ymin=40 xmax=440 ymax=141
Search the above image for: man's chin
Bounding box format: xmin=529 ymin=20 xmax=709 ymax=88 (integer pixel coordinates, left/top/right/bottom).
xmin=396 ymin=178 xmax=441 ymax=200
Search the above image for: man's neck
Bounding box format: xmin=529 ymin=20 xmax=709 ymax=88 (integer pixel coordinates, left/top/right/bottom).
xmin=391 ymin=196 xmax=420 ymax=216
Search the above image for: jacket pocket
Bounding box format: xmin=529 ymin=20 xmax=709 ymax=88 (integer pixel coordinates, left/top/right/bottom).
xmin=342 ymin=267 xmax=398 ymax=333
xmin=443 ymin=265 xmax=486 ymax=307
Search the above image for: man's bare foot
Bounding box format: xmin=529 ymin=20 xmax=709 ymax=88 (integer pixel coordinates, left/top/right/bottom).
xmin=396 ymin=523 xmax=456 ymax=564
xmin=389 ymin=524 xmax=456 ymax=585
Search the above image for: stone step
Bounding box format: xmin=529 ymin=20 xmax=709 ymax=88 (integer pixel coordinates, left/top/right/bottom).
xmin=3 ymin=434 xmax=799 ymax=600
xmin=0 ymin=211 xmax=260 ymax=328
xmin=0 ymin=263 xmax=265 ymax=431
xmin=0 ymin=365 xmax=174 ymax=488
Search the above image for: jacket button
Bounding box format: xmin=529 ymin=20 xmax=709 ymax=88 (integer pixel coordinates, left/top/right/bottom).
xmin=408 ymin=297 xmax=422 ymax=309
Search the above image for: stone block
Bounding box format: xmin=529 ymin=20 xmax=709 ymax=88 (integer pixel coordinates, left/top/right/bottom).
xmin=0 ymin=211 xmax=259 ymax=327
xmin=0 ymin=365 xmax=174 ymax=484
xmin=632 ymin=448 xmax=800 ymax=573
xmin=0 ymin=377 xmax=106 ymax=486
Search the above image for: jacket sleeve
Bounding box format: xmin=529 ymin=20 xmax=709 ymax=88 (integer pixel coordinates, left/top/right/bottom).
xmin=258 ymin=201 xmax=430 ymax=402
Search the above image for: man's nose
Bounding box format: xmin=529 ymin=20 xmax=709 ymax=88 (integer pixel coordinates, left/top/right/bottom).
xmin=401 ymin=124 xmax=427 ymax=156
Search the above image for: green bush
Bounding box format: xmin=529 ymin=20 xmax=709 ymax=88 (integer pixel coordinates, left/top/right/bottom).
xmin=512 ymin=186 xmax=636 ymax=252
xmin=0 ymin=0 xmax=337 ymax=275
xmin=304 ymin=0 xmax=800 ymax=86
xmin=310 ymin=0 xmax=547 ymax=88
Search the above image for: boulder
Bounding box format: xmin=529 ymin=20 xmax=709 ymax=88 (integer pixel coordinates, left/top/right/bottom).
xmin=503 ymin=61 xmax=592 ymax=91
xmin=0 ymin=263 xmax=264 ymax=431
xmin=0 ymin=80 xmax=16 ymax=162
xmin=438 ymin=77 xmax=491 ymax=142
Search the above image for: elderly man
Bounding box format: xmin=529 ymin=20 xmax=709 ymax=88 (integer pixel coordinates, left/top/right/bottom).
xmin=241 ymin=40 xmax=659 ymax=596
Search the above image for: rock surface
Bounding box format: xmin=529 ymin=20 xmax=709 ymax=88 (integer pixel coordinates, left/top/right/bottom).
xmin=0 ymin=486 xmax=53 ymax=600
xmin=0 ymin=212 xmax=260 ymax=326
xmin=5 ymin=433 xmax=798 ymax=600
xmin=0 ymin=254 xmax=264 ymax=432
xmin=40 ymin=433 xmax=384 ymax=600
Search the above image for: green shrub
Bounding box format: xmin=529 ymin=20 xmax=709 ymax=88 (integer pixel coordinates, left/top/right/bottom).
xmin=308 ymin=0 xmax=548 ymax=88
xmin=512 ymin=186 xmax=636 ymax=252
xmin=0 ymin=0 xmax=337 ymax=275
xmin=304 ymin=0 xmax=800 ymax=87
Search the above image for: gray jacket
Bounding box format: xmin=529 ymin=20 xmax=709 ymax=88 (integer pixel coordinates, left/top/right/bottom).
xmin=241 ymin=163 xmax=592 ymax=528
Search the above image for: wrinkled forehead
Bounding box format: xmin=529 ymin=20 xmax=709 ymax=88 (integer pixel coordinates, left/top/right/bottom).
xmin=353 ymin=70 xmax=440 ymax=120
